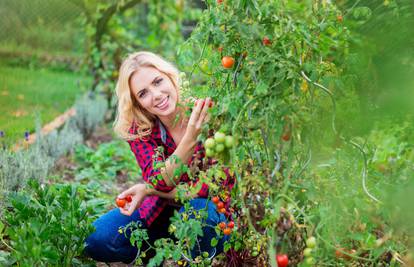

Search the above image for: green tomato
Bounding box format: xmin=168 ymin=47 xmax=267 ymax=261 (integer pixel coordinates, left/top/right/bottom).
xmin=200 ymin=59 xmax=209 ymax=72
xmin=206 ymin=148 xmax=215 ymax=157
xmin=183 ymin=81 xmax=190 ymax=88
xmin=303 ymin=248 xmax=312 ymax=257
xmin=305 ymin=257 xmax=315 ymax=265
xmin=306 ymin=236 xmax=316 ymax=249
xmin=214 ymin=132 xmax=226 ymax=143
xmin=215 ymin=143 xmax=225 ymax=153
xmin=202 ymin=251 xmax=209 ymax=258
xmin=205 ymin=138 xmax=216 ymax=149
xmin=224 ymin=135 xmax=234 ymax=148
xmin=251 ymin=251 xmax=259 ymax=257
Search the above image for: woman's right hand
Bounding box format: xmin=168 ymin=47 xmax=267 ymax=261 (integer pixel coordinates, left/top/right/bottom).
xmin=184 ymin=97 xmax=212 ymax=143
xmin=117 ymin=184 xmax=148 ymax=216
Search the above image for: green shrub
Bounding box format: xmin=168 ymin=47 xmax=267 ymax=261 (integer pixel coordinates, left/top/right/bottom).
xmin=3 ymin=179 xmax=103 ymax=266
xmin=0 ymin=93 xmax=108 ymax=205
xmin=74 ymin=140 xmax=141 ymax=183
xmin=70 ymin=93 xmax=108 ymax=139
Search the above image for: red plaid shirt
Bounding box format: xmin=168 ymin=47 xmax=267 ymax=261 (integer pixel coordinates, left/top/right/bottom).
xmin=128 ymin=118 xmax=235 ymax=227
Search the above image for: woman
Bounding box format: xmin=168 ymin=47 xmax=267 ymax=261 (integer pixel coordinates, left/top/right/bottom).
xmin=84 ymin=51 xmax=234 ymax=265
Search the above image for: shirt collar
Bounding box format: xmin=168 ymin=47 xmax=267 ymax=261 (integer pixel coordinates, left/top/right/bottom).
xmin=130 ymin=118 xmax=170 ymax=147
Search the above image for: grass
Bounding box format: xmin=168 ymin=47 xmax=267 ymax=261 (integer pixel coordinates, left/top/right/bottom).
xmin=0 ymin=62 xmax=91 ymax=146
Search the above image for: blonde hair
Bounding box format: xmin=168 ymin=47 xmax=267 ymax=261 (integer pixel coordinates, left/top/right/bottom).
xmin=113 ymin=51 xmax=181 ymax=140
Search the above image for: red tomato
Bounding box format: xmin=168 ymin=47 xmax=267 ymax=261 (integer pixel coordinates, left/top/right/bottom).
xmin=212 ymin=196 xmax=220 ymax=204
xmin=227 ymin=221 xmax=235 ymax=228
xmin=125 ymin=195 xmax=132 ymax=202
xmin=335 ymin=248 xmax=355 ymax=260
xmin=276 ymin=254 xmax=289 ymax=267
xmin=218 ymin=222 xmax=226 ymax=230
xmin=217 ymin=0 xmax=223 ymax=4
xmin=116 ymin=198 xmax=126 ymax=208
xmin=281 ymin=133 xmax=291 ymax=141
xmin=222 ymin=56 xmax=235 ymax=69
xmin=217 ymin=202 xmax=225 ymax=209
xmin=223 ymin=228 xmax=232 ymax=235
xmin=262 ymin=36 xmax=272 ymax=46
xmin=218 ymin=46 xmax=223 ymax=53
xmin=337 ymin=15 xmax=343 ymax=23
xmin=218 ymin=208 xmax=226 ymax=214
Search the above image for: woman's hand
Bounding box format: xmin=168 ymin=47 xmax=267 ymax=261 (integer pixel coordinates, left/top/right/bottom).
xmin=117 ymin=184 xmax=148 ymax=216
xmin=184 ymin=97 xmax=212 ymax=143
xmin=117 ymin=184 xmax=179 ymax=216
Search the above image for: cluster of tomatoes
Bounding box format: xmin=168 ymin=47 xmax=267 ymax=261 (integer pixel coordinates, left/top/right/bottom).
xmin=115 ymin=195 xmax=132 ymax=208
xmin=218 ymin=221 xmax=234 ymax=236
xmin=204 ymin=132 xmax=234 ymax=157
xmin=303 ymin=236 xmax=317 ymax=265
xmin=212 ymin=196 xmax=234 ymax=235
xmin=212 ymin=196 xmax=226 ymax=213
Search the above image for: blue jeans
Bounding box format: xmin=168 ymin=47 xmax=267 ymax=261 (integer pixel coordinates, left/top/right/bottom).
xmin=84 ymin=198 xmax=230 ymax=264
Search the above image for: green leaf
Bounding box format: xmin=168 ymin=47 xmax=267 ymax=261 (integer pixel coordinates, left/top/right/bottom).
xmin=255 ymin=81 xmax=268 ymax=96
xmin=224 ymin=241 xmax=232 ymax=252
xmin=235 ymin=241 xmax=242 ymax=251
xmin=0 ymin=221 xmax=4 ymax=234
xmin=211 ymin=237 xmax=218 ymax=247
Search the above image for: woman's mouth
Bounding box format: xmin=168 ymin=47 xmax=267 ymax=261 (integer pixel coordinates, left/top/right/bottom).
xmin=155 ymin=96 xmax=169 ymax=110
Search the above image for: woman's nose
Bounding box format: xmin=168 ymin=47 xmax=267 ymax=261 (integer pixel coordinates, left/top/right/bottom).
xmin=152 ymin=88 xmax=164 ymax=101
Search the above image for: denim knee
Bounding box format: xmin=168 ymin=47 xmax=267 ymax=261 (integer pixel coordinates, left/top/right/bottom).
xmin=179 ymin=198 xmax=231 ymax=258
xmin=84 ymin=208 xmax=143 ymax=264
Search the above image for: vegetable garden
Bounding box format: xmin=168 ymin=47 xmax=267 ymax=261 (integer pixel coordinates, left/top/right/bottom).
xmin=1 ymin=0 xmax=413 ymax=266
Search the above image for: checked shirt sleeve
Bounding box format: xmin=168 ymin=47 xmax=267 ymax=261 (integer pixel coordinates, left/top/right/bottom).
xmin=128 ymin=138 xmax=175 ymax=192
xmin=196 ymin=182 xmax=209 ymax=198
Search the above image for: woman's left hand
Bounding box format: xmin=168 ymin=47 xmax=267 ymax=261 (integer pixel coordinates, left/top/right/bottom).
xmin=117 ymin=184 xmax=148 ymax=216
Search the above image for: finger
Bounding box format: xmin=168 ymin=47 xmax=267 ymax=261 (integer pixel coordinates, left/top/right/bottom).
xmin=121 ymin=197 xmax=139 ymax=216
xmin=117 ymin=184 xmax=140 ymax=199
xmin=196 ymin=98 xmax=210 ymax=128
xmin=189 ymin=98 xmax=204 ymax=125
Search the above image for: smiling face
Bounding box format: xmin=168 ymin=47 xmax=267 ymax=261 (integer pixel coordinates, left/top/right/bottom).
xmin=129 ymin=66 xmax=179 ymax=120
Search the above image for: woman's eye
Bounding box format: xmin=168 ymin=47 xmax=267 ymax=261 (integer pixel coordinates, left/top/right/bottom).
xmin=138 ymin=90 xmax=146 ymax=98
xmin=155 ymin=78 xmax=163 ymax=85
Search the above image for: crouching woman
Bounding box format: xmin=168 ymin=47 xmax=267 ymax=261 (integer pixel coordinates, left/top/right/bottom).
xmin=83 ymin=51 xmax=235 ymax=265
